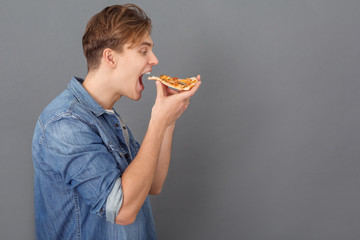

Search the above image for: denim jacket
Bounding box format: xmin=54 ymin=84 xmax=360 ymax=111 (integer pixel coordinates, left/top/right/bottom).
xmin=32 ymin=77 xmax=157 ymax=240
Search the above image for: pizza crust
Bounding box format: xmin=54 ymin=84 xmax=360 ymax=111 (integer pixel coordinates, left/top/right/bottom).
xmin=148 ymin=75 xmax=198 ymax=90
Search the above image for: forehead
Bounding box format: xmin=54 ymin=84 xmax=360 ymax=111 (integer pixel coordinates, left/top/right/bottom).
xmin=128 ymin=34 xmax=154 ymax=49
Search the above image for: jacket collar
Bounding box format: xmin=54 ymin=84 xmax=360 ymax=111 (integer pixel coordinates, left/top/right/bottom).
xmin=67 ymin=76 xmax=106 ymax=116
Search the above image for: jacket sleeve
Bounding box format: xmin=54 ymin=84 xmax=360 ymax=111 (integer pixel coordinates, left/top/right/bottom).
xmin=41 ymin=116 xmax=123 ymax=223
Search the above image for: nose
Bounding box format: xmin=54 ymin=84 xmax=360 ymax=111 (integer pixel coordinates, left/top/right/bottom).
xmin=149 ymin=51 xmax=159 ymax=66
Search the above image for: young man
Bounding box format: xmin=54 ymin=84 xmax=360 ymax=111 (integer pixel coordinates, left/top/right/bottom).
xmin=32 ymin=4 xmax=201 ymax=240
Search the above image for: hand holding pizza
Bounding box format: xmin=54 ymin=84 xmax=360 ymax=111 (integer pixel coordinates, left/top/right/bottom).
xmin=150 ymin=75 xmax=201 ymax=128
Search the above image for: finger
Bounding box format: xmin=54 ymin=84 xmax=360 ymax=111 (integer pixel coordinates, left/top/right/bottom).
xmin=155 ymin=81 xmax=166 ymax=98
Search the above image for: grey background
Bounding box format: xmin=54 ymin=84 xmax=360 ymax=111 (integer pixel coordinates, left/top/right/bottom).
xmin=1 ymin=0 xmax=360 ymax=239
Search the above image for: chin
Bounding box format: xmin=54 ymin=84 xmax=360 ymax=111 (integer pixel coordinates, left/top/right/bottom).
xmin=128 ymin=92 xmax=142 ymax=101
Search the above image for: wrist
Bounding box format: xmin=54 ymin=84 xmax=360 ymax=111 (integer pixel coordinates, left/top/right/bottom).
xmin=148 ymin=117 xmax=167 ymax=136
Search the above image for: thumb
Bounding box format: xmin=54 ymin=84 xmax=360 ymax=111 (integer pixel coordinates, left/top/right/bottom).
xmin=156 ymin=81 xmax=166 ymax=99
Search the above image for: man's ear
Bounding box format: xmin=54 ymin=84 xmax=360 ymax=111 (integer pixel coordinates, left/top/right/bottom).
xmin=102 ymin=48 xmax=117 ymax=68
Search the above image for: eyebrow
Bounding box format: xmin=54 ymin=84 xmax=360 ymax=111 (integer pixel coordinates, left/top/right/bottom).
xmin=140 ymin=41 xmax=154 ymax=47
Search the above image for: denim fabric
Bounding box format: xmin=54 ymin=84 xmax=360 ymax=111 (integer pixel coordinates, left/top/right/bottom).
xmin=32 ymin=77 xmax=157 ymax=240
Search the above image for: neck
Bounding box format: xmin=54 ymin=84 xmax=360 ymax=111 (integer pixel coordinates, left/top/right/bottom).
xmin=82 ymin=70 xmax=121 ymax=110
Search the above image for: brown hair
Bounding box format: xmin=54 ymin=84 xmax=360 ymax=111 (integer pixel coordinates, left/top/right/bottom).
xmin=82 ymin=4 xmax=152 ymax=71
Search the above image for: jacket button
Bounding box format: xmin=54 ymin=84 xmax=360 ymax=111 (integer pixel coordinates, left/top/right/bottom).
xmin=115 ymin=123 xmax=119 ymax=127
xmin=123 ymin=126 xmax=126 ymax=130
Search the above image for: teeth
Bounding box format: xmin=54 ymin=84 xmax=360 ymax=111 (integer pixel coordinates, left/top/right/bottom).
xmin=145 ymin=72 xmax=151 ymax=75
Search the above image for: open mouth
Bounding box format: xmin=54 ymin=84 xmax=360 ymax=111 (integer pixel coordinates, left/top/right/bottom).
xmin=137 ymin=71 xmax=151 ymax=93
xmin=139 ymin=74 xmax=143 ymax=86
xmin=137 ymin=73 xmax=145 ymax=94
xmin=140 ymin=71 xmax=152 ymax=85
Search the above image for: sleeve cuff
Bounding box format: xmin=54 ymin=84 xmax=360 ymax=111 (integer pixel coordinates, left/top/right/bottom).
xmin=105 ymin=178 xmax=123 ymax=224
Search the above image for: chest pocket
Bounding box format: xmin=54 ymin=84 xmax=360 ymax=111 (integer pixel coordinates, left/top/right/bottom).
xmin=107 ymin=144 xmax=130 ymax=173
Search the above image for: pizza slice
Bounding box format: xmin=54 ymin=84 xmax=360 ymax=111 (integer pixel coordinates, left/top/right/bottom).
xmin=148 ymin=75 xmax=198 ymax=90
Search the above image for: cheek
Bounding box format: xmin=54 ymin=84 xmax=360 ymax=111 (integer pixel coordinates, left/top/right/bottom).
xmin=130 ymin=58 xmax=146 ymax=72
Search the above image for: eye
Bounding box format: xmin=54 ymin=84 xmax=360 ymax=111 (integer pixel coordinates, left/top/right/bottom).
xmin=140 ymin=49 xmax=148 ymax=56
